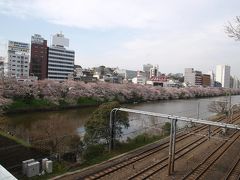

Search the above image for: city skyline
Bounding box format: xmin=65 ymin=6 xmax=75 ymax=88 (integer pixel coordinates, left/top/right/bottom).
xmin=1 ymin=0 xmax=240 ymax=76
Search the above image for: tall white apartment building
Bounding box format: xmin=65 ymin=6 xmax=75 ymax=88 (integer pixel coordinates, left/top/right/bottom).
xmin=48 ymin=33 xmax=75 ymax=80
xmin=150 ymin=65 xmax=159 ymax=78
xmin=7 ymin=41 xmax=30 ymax=78
xmin=215 ymin=65 xmax=230 ymax=88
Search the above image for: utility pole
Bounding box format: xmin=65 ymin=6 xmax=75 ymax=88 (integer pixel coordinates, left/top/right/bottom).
xmin=168 ymin=119 xmax=174 ymax=175
xmin=168 ymin=119 xmax=177 ymax=175
xmin=197 ymin=101 xmax=200 ymax=119
xmin=228 ymin=91 xmax=232 ymax=123
xmin=109 ymin=108 xmax=119 ymax=152
xmin=109 ymin=109 xmax=115 ymax=152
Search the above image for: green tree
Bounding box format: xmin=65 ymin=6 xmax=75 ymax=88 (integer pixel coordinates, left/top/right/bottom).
xmin=84 ymin=101 xmax=129 ymax=145
xmin=162 ymin=122 xmax=171 ymax=135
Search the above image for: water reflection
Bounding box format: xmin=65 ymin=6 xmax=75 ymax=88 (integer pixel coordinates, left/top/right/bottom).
xmin=1 ymin=95 xmax=240 ymax=142
xmin=0 ymin=107 xmax=96 ymax=141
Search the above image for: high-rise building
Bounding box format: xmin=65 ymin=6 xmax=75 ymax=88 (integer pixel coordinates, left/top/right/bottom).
xmin=184 ymin=68 xmax=202 ymax=86
xmin=150 ymin=65 xmax=159 ymax=78
xmin=7 ymin=41 xmax=30 ymax=78
xmin=30 ymin=34 xmax=48 ymax=80
xmin=143 ymin=64 xmax=153 ymax=79
xmin=215 ymin=65 xmax=230 ymax=88
xmin=48 ymin=33 xmax=75 ymax=80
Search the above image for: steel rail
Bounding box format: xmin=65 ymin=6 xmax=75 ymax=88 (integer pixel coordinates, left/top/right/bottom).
xmin=128 ymin=125 xmax=229 ymax=180
xmin=83 ymin=116 xmax=230 ymax=180
xmin=181 ymin=131 xmax=240 ymax=180
xmin=223 ymin=154 xmax=240 ymax=180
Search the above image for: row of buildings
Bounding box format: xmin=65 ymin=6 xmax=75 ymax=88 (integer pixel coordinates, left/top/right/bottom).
xmin=184 ymin=65 xmax=239 ymax=88
xmin=86 ymin=64 xmax=183 ymax=87
xmin=1 ymin=33 xmax=75 ymax=80
xmin=0 ymin=35 xmax=239 ymax=88
xmin=184 ymin=68 xmax=212 ymax=87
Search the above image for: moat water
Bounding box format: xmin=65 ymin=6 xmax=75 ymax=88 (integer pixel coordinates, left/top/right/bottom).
xmin=1 ymin=95 xmax=239 ymax=141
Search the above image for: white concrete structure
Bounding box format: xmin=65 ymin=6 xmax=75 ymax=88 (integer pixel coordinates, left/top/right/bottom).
xmin=52 ymin=33 xmax=69 ymax=47
xmin=150 ymin=65 xmax=159 ymax=78
xmin=48 ymin=33 xmax=75 ymax=80
xmin=184 ymin=68 xmax=202 ymax=86
xmin=216 ymin=65 xmax=230 ymax=88
xmin=7 ymin=41 xmax=30 ymax=78
xmin=132 ymin=75 xmax=146 ymax=85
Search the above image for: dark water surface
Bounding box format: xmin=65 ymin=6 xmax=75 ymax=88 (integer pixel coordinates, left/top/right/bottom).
xmin=1 ymin=95 xmax=240 ymax=140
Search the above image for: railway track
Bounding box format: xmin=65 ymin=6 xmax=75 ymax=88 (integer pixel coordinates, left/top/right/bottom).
xmin=82 ymin=115 xmax=239 ymax=180
xmin=181 ymin=129 xmax=240 ymax=180
xmin=128 ymin=122 xmax=238 ymax=180
xmin=223 ymin=154 xmax=240 ymax=180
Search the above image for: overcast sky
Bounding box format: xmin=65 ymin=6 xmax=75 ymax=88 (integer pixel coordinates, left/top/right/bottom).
xmin=0 ymin=0 xmax=240 ymax=76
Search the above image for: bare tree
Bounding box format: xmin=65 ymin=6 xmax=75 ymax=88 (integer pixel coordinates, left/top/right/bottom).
xmin=208 ymin=101 xmax=228 ymax=115
xmin=225 ymin=16 xmax=240 ymax=40
xmin=29 ymin=116 xmax=81 ymax=159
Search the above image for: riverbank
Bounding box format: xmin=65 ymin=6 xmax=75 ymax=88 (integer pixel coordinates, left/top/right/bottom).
xmin=0 ymin=102 xmax=228 ymax=179
xmin=2 ymin=97 xmax=100 ymax=114
xmin=1 ymin=80 xmax=240 ymax=114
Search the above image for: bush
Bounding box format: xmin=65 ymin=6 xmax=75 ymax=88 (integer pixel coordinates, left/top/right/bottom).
xmin=58 ymin=99 xmax=69 ymax=108
xmin=83 ymin=144 xmax=105 ymax=160
xmin=5 ymin=98 xmax=53 ymax=111
xmin=77 ymin=97 xmax=98 ymax=105
xmin=162 ymin=122 xmax=171 ymax=135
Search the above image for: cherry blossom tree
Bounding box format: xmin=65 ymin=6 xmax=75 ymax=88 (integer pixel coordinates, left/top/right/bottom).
xmin=1 ymin=79 xmax=240 ymax=110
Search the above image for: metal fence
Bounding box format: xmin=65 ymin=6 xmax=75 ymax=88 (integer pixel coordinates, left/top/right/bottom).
xmin=109 ymin=105 xmax=240 ymax=175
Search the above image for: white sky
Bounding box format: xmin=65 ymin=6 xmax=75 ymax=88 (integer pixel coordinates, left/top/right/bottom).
xmin=0 ymin=0 xmax=240 ymax=76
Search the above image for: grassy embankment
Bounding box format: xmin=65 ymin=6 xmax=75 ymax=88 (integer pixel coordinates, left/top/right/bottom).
xmin=0 ymin=130 xmax=30 ymax=147
xmin=81 ymin=133 xmax=164 ymax=168
xmin=3 ymin=97 xmax=99 ymax=113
